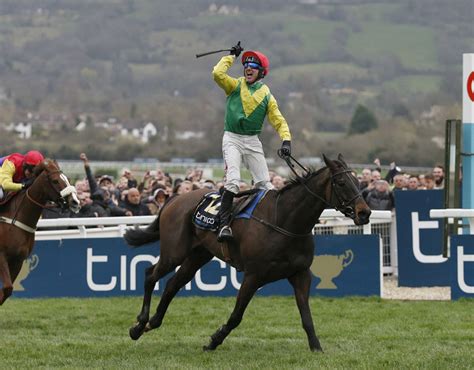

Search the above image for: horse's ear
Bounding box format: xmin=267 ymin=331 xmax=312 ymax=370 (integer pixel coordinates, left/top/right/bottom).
xmin=323 ymin=154 xmax=337 ymax=171
xmin=338 ymin=153 xmax=348 ymax=168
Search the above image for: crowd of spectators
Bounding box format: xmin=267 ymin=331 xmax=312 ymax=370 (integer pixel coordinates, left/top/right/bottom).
xmin=357 ymin=158 xmax=445 ymax=211
xmin=41 ymin=154 xmax=445 ymax=219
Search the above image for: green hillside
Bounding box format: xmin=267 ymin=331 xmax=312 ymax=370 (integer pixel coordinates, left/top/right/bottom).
xmin=0 ymin=0 xmax=469 ymax=165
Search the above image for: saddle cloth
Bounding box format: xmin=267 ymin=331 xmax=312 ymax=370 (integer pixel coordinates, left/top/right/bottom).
xmin=192 ymin=189 xmax=267 ymax=231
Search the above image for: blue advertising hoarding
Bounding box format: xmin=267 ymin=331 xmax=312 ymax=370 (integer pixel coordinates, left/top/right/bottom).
xmin=449 ymin=235 xmax=474 ymax=299
xmin=394 ymin=190 xmax=449 ymax=287
xmin=13 ymin=234 xmax=381 ymax=298
xmin=311 ymin=235 xmax=381 ymax=297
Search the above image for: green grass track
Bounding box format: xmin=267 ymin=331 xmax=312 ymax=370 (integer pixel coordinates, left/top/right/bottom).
xmin=1 ymin=296 xmax=472 ymax=369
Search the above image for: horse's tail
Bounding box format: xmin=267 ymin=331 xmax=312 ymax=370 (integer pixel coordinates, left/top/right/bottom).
xmin=124 ymin=213 xmax=161 ymax=248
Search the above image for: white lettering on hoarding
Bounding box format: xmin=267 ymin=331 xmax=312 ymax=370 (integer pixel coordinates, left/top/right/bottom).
xmin=130 ymin=255 xmax=159 ymax=290
xmin=411 ymin=212 xmax=447 ymax=264
xmin=230 ymin=265 xmax=242 ymax=289
xmin=120 ymin=255 xmax=127 ymax=291
xmin=457 ymin=246 xmax=474 ymax=294
xmin=86 ymin=251 xmax=243 ymax=293
xmin=87 ymin=248 xmax=117 ymax=291
xmin=195 ymin=258 xmax=227 ymax=291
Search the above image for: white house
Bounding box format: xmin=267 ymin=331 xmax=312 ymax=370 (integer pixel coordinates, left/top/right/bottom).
xmin=121 ymin=122 xmax=158 ymax=143
xmin=4 ymin=122 xmax=32 ymax=139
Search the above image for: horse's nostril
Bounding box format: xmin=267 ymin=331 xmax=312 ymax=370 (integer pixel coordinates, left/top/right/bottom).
xmin=357 ymin=209 xmax=371 ymax=224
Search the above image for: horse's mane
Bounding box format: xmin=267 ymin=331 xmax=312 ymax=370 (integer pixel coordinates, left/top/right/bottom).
xmin=277 ymin=158 xmax=351 ymax=194
xmin=277 ymin=166 xmax=327 ymax=194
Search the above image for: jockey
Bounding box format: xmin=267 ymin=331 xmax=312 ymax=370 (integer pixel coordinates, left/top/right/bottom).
xmin=212 ymin=42 xmax=292 ymax=242
xmin=0 ymin=150 xmax=45 ymax=199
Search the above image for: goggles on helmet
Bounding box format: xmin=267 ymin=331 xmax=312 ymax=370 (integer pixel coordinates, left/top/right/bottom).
xmin=23 ymin=163 xmax=35 ymax=173
xmin=243 ymin=62 xmax=262 ymax=70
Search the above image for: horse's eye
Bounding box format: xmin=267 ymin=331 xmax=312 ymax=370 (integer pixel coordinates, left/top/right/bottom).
xmin=52 ymin=179 xmax=60 ymax=185
xmin=337 ymin=180 xmax=345 ymax=187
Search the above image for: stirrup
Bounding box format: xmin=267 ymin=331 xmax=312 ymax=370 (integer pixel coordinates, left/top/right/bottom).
xmin=217 ymin=225 xmax=233 ymax=242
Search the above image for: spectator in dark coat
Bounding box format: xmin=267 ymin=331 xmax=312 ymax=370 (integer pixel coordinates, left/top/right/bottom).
xmin=119 ymin=187 xmax=151 ymax=216
xmin=365 ymin=180 xmax=394 ymax=211
xmin=90 ymin=188 xmax=130 ymax=217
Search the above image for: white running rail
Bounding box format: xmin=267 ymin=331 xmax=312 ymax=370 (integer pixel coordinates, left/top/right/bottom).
xmin=430 ymin=208 xmax=474 ymax=234
xmin=36 ymin=210 xmax=392 ymax=240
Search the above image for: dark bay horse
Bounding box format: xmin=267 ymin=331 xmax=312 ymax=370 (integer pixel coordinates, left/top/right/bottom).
xmin=0 ymin=159 xmax=80 ymax=304
xmin=124 ymin=154 xmax=371 ymax=351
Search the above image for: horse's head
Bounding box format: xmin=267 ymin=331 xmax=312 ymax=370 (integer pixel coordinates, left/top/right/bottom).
xmin=323 ymin=153 xmax=371 ymax=225
xmin=32 ymin=159 xmax=81 ymax=213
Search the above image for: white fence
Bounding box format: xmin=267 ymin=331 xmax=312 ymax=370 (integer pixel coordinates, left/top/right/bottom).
xmin=37 ymin=210 xmax=395 ymax=273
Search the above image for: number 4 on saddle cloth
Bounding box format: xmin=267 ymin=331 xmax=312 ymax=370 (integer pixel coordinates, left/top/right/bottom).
xmin=192 ymin=189 xmax=268 ymax=232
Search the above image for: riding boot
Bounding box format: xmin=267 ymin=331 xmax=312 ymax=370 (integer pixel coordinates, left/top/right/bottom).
xmin=217 ymin=190 xmax=235 ymax=242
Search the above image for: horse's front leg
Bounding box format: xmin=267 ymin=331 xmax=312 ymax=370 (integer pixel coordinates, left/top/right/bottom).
xmin=204 ymin=274 xmax=259 ymax=351
xmin=130 ymin=260 xmax=174 ymax=340
xmin=0 ymin=253 xmax=13 ymax=305
xmin=288 ymin=268 xmax=323 ymax=352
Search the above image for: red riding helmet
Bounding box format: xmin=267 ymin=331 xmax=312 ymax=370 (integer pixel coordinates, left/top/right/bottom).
xmin=241 ymin=50 xmax=270 ymax=78
xmin=24 ymin=150 xmax=44 ymax=166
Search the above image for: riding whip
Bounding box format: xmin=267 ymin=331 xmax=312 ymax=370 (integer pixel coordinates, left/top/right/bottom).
xmin=195 ymin=49 xmax=233 ymax=58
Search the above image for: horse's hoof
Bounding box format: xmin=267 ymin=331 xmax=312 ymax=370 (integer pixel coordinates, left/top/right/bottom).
xmin=144 ymin=322 xmax=153 ymax=332
xmin=203 ymin=342 xmax=217 ymax=351
xmin=129 ymin=324 xmax=145 ymax=340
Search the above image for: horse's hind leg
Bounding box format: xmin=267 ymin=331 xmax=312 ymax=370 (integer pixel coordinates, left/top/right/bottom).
xmin=0 ymin=253 xmax=13 ymax=305
xmin=146 ymin=247 xmax=213 ymax=331
xmin=204 ymin=274 xmax=259 ymax=351
xmin=288 ymin=268 xmax=323 ymax=352
xmin=129 ymin=258 xmax=176 ymax=340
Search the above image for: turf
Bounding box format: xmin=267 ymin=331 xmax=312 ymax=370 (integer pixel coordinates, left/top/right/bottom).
xmin=0 ymin=296 xmax=472 ymax=369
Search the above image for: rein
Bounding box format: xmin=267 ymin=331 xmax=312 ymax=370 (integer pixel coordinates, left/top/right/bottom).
xmin=2 ymin=167 xmax=77 ymax=233
xmin=250 ymin=214 xmax=312 ymax=238
xmin=249 ymin=153 xmax=363 ymax=238
xmin=279 ymin=153 xmax=362 ymax=217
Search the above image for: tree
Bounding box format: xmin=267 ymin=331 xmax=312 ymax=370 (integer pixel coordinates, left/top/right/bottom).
xmin=348 ymin=104 xmax=378 ymax=135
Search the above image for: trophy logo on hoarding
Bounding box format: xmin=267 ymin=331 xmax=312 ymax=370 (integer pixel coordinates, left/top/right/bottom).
xmin=310 ymin=250 xmax=354 ymax=289
xmin=13 ymin=254 xmax=39 ymax=291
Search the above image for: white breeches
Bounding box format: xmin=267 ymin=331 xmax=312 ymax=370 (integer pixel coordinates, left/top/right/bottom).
xmin=222 ymin=131 xmax=274 ymax=194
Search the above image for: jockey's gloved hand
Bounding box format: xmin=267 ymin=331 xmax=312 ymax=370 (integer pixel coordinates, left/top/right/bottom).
xmin=22 ymin=177 xmax=34 ymax=189
xmin=280 ymin=140 xmax=291 ymax=157
xmin=230 ymin=41 xmax=243 ymax=57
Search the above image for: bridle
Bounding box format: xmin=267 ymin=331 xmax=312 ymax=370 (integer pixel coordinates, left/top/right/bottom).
xmin=2 ymin=165 xmax=78 ymax=233
xmin=278 ymin=152 xmax=363 ymax=219
xmin=249 ymin=153 xmax=364 ymax=238
xmin=25 ymin=168 xmax=72 ymax=208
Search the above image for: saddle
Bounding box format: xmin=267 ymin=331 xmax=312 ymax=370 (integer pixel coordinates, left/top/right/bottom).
xmin=192 ymin=189 xmax=267 ymax=232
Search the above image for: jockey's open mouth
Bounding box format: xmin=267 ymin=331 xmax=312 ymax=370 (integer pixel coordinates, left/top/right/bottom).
xmin=244 ymin=66 xmax=259 ymax=83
